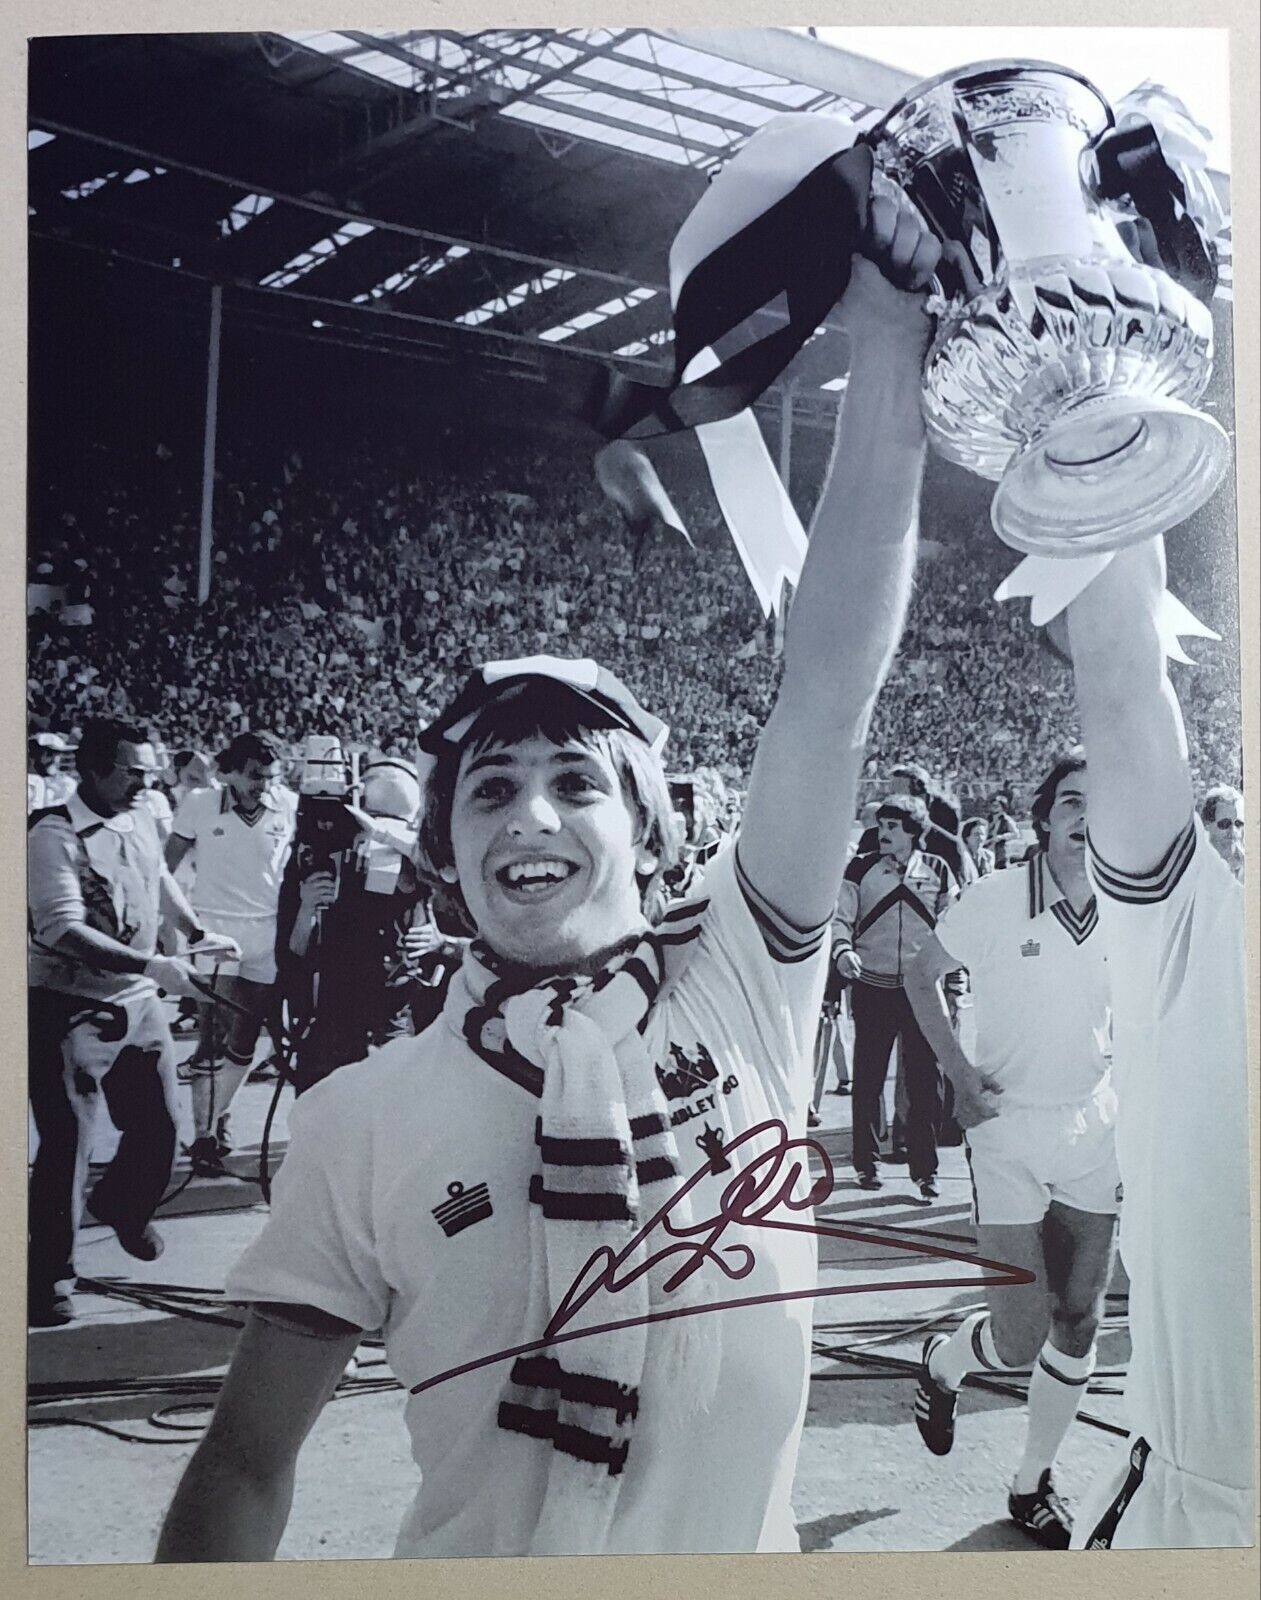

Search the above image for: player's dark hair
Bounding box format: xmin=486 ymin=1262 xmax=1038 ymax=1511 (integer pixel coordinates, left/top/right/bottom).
xmin=876 ymin=792 xmax=929 ymax=842
xmin=218 ymin=731 xmax=282 ymax=774
xmin=75 ymin=717 xmax=151 ymax=779
xmin=1031 ymin=753 xmax=1087 ymax=848
xmin=418 ymin=681 xmax=679 ymax=933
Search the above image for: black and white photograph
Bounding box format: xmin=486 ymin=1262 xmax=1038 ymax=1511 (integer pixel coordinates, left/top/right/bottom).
xmin=20 ymin=17 xmax=1256 ymax=1572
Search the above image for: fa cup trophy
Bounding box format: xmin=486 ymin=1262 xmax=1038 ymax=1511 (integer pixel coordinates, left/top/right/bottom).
xmin=867 ymin=60 xmax=1229 ymax=555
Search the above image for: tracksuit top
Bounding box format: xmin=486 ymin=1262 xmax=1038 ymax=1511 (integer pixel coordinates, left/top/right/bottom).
xmin=832 ymin=849 xmax=957 ymax=989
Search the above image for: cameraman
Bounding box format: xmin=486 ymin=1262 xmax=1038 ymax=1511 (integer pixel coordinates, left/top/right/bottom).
xmin=276 ymin=755 xmax=428 ymax=1095
xmin=660 ymin=772 xmax=725 ymax=902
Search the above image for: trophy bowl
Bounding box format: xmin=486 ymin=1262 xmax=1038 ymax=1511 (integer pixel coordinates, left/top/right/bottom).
xmin=867 ymin=60 xmax=1230 ymax=555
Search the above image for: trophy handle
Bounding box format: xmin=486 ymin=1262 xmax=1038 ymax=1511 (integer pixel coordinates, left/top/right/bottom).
xmin=1082 ymin=119 xmax=1218 ymax=302
xmin=867 ymin=163 xmax=984 ymax=312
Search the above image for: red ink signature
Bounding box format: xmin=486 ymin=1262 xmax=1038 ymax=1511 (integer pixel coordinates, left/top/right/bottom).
xmin=410 ymin=1118 xmax=1034 ymax=1397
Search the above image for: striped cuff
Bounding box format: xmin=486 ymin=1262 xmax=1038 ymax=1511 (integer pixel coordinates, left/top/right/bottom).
xmin=855 ymin=971 xmax=902 ymax=990
xmin=1088 ymin=815 xmax=1196 ymax=905
xmin=734 ymin=847 xmax=830 ymax=965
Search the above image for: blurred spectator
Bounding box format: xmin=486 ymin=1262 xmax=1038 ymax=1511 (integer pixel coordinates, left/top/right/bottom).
xmin=28 ymin=732 xmax=77 ymax=812
xmin=1202 ymin=784 xmax=1245 ymax=882
xmin=986 ymin=789 xmax=1022 ymax=871
xmin=962 ymin=817 xmax=996 ymax=878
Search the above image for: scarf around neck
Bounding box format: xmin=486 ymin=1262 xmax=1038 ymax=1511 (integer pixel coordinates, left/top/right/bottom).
xmin=446 ymin=895 xmax=720 ymax=1553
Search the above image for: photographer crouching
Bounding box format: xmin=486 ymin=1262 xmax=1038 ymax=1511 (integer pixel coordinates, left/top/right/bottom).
xmin=276 ymin=744 xmax=442 ymax=1095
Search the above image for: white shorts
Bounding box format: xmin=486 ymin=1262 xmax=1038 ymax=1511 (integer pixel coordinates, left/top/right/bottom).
xmin=963 ymin=1087 xmax=1120 ymax=1227
xmin=1072 ymin=1435 xmax=1255 ymax=1549
xmin=196 ymin=912 xmax=278 ymax=986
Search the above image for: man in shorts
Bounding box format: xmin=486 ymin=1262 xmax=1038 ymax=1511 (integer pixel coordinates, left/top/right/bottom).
xmin=166 ymin=732 xmax=295 ymax=1174
xmin=156 ymin=188 xmax=944 ymax=1560
xmin=905 ymin=753 xmax=1116 ymax=1546
xmin=1063 ymin=541 xmax=1253 ymax=1548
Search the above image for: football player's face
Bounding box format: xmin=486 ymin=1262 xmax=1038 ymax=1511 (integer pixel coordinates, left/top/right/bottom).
xmin=228 ymin=758 xmax=279 ymax=808
xmin=449 ymin=733 xmax=647 ymax=969
xmin=1046 ymin=771 xmax=1088 ymax=859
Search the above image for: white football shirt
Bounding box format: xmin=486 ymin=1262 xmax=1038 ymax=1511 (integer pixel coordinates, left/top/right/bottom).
xmin=227 ymin=847 xmax=829 ymax=1556
xmin=935 ymin=850 xmax=1111 ymax=1107
xmin=1088 ymin=816 xmax=1253 ymax=1495
xmin=170 ymin=784 xmax=295 ymax=922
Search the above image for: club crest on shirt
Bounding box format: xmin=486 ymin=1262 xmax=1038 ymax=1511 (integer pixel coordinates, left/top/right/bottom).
xmin=1021 ymin=938 xmax=1040 ymax=958
xmin=212 ymin=826 xmax=226 ymax=837
xmin=432 ymin=1179 xmax=493 ymax=1238
xmin=655 ymin=1040 xmax=719 ymax=1101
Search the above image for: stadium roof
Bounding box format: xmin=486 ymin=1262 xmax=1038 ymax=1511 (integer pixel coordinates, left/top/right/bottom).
xmin=28 ymin=28 xmax=1232 ymax=422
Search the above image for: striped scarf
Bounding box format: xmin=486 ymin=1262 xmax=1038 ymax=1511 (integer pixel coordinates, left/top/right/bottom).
xmin=450 ymin=897 xmax=720 ymax=1553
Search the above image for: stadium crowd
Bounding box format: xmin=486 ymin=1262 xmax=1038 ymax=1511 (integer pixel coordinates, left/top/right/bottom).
xmin=27 ymin=430 xmax=1243 ymax=809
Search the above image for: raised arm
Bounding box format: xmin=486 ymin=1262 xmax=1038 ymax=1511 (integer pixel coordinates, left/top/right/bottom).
xmin=738 ymin=192 xmax=938 ymax=928
xmin=1064 ymin=538 xmax=1194 ymax=871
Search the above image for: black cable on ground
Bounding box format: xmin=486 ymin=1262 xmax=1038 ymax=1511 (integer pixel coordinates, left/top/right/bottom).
xmin=811 ymin=1340 xmax=1130 ymax=1440
xmin=29 ymin=1357 xmax=404 ymax=1445
xmin=74 ymin=1276 xmax=246 ymax=1331
xmin=257 ymin=1058 xmax=290 ymax=1205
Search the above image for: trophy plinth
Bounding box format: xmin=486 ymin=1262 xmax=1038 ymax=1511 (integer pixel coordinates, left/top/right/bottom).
xmin=869 ymin=61 xmax=1230 ymax=555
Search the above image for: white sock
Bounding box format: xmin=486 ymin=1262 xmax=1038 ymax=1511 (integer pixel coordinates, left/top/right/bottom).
xmin=1013 ymin=1337 xmax=1096 ymax=1495
xmin=193 ymin=1055 xmax=254 ymax=1139
xmin=929 ymin=1310 xmax=1015 ymax=1392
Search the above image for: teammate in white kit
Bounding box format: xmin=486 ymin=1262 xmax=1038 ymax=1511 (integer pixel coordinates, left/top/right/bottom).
xmin=156 ymin=189 xmax=943 ymax=1560
xmin=904 ymin=752 xmax=1118 ymax=1546
xmin=1063 ymin=538 xmax=1254 ymax=1549
xmin=166 ymin=732 xmax=296 ymax=1173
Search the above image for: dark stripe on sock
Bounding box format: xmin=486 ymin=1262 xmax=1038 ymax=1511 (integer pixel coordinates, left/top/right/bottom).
xmin=1038 ymin=1353 xmax=1090 ymax=1387
xmin=971 ymin=1317 xmax=1003 ymax=1372
xmin=498 ymin=1399 xmax=555 ymax=1441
